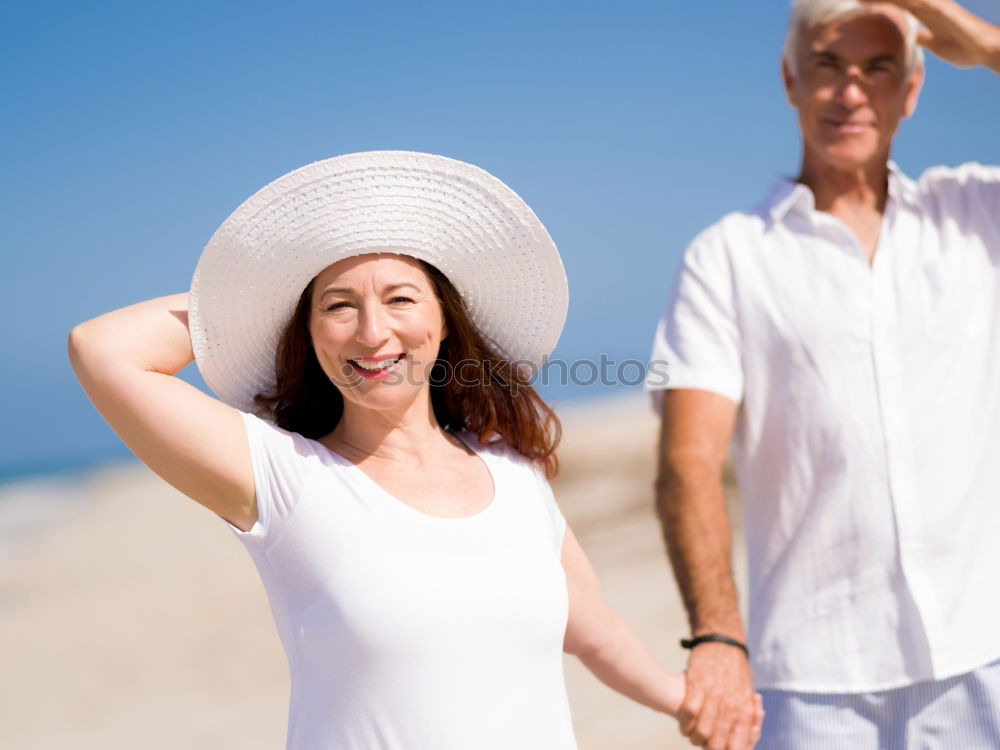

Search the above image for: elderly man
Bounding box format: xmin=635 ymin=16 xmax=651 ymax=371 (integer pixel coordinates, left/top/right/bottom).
xmin=648 ymin=1 xmax=1000 ymax=748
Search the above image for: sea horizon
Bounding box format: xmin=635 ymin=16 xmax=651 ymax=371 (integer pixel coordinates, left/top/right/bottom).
xmin=0 ymin=381 xmax=648 ymax=488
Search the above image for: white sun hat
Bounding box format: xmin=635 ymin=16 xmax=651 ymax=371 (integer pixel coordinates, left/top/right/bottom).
xmin=189 ymin=151 xmax=569 ymax=414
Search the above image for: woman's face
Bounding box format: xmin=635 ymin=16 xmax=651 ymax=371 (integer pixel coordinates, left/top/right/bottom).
xmin=308 ymin=254 xmax=447 ymax=416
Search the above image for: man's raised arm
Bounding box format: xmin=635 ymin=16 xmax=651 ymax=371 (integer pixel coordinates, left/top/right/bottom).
xmin=868 ymin=0 xmax=1000 ymax=72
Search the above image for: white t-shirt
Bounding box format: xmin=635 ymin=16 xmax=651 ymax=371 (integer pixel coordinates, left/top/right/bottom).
xmin=230 ymin=412 xmax=577 ymax=750
xmin=648 ymin=163 xmax=1000 ymax=692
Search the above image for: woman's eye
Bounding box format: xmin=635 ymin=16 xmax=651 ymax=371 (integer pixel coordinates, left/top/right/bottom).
xmin=325 ymin=301 xmax=352 ymax=312
xmin=389 ymin=296 xmax=415 ymax=305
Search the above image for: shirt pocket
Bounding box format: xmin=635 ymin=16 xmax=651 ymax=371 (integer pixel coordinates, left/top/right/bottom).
xmin=917 ymin=250 xmax=991 ymax=346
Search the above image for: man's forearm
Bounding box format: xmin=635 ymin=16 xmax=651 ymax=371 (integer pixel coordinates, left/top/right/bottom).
xmin=983 ymin=19 xmax=1000 ymax=73
xmin=656 ymin=462 xmax=744 ymax=639
xmin=877 ymin=0 xmax=1000 ymax=72
xmin=925 ymin=0 xmax=1000 ymax=72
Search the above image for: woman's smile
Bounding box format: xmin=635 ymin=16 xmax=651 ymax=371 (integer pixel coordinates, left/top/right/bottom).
xmin=348 ymin=353 xmax=406 ymax=379
xmin=309 ymin=253 xmax=446 ymax=408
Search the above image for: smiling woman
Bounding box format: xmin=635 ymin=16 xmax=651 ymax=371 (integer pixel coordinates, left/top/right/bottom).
xmin=258 ymin=252 xmax=560 ymax=479
xmin=67 ymin=151 xmax=720 ymax=750
xmin=309 ymin=257 xmax=439 ymax=392
xmin=273 ymin=256 xmax=453 ymax=435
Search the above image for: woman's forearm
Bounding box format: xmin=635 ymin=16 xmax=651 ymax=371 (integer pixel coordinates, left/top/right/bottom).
xmin=562 ymin=528 xmax=684 ymax=717
xmin=571 ymin=604 xmax=684 ymax=716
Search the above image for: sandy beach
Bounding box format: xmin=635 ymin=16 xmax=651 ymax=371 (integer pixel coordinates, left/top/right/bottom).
xmin=0 ymin=393 xmax=744 ymax=749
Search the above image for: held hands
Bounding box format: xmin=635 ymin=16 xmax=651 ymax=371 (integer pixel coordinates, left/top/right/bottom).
xmin=861 ymin=0 xmax=1000 ymax=71
xmin=678 ymin=643 xmax=763 ymax=750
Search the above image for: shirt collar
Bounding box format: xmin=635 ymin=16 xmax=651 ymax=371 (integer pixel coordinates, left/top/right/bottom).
xmin=886 ymin=160 xmax=919 ymax=208
xmin=762 ymin=178 xmax=813 ymax=225
xmin=763 ymin=161 xmax=918 ymax=226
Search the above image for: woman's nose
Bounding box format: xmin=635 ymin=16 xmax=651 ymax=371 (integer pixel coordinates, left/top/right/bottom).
xmin=355 ymin=303 xmax=390 ymax=348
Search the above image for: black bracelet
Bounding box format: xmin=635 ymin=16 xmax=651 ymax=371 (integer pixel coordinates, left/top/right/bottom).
xmin=680 ymin=633 xmax=750 ymax=658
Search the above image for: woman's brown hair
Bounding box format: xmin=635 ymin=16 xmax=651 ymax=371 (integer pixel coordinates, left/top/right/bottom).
xmin=254 ymin=260 xmax=561 ymax=478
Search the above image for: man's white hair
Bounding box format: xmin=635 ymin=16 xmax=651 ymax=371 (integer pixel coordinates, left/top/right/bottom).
xmin=783 ymin=0 xmax=925 ymax=74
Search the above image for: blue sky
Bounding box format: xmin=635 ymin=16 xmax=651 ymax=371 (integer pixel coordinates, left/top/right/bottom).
xmin=2 ymin=0 xmax=998 ymax=478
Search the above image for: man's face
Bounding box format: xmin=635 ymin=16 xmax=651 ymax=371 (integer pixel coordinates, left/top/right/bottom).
xmin=783 ymin=6 xmax=923 ymax=173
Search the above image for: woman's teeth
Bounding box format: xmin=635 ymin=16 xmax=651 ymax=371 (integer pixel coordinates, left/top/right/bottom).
xmin=353 ymin=357 xmax=401 ymax=371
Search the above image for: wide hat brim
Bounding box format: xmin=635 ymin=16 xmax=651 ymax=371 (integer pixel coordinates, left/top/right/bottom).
xmin=189 ymin=151 xmax=568 ymax=414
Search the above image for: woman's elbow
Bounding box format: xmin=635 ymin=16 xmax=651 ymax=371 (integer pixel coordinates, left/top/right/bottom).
xmin=67 ymin=319 xmax=113 ymax=382
xmin=563 ymin=608 xmax=614 ymax=659
xmin=67 ymin=321 xmax=92 ymax=371
xmin=564 ymin=631 xmax=602 ymax=659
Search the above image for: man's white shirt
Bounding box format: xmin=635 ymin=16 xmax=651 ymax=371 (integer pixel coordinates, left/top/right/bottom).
xmin=648 ymin=162 xmax=1000 ymax=692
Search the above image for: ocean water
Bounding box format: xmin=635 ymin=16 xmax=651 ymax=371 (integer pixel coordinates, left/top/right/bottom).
xmin=0 ymin=444 xmax=133 ymax=557
xmin=0 ymin=473 xmax=92 ymax=561
xmin=0 ymin=383 xmax=643 ymax=561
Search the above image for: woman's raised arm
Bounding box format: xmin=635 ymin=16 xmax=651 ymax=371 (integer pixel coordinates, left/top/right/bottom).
xmin=68 ymin=293 xmax=256 ymax=530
